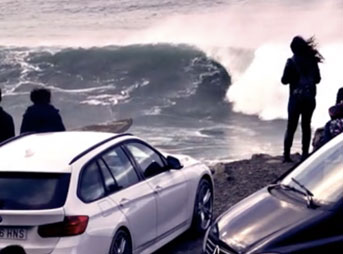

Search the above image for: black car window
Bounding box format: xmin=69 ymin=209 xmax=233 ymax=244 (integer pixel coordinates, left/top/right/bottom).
xmin=282 ymin=140 xmax=343 ymax=204
xmin=0 ymin=172 xmax=70 ymax=210
xmin=79 ymin=161 xmax=106 ymax=203
xmin=98 ymin=158 xmax=117 ymax=193
xmin=125 ymin=142 xmax=165 ymax=178
xmin=102 ymin=147 xmax=139 ymax=189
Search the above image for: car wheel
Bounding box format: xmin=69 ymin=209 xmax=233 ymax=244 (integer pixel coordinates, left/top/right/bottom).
xmin=191 ymin=178 xmax=213 ymax=234
xmin=109 ymin=229 xmax=132 ymax=254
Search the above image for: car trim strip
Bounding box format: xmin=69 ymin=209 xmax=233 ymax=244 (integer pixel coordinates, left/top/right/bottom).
xmin=69 ymin=133 xmax=133 ymax=165
xmin=0 ymin=132 xmax=34 ymax=148
xmin=136 ymin=220 xmax=189 ymax=253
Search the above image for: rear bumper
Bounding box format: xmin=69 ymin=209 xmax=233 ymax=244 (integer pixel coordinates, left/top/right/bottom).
xmin=0 ymin=234 xmax=111 ymax=254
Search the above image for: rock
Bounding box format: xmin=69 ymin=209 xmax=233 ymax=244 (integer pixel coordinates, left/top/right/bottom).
xmin=211 ymin=162 xmax=226 ymax=175
xmin=211 ymin=153 xmax=299 ymax=218
xmin=266 ymin=159 xmax=280 ymax=164
xmin=251 ymin=153 xmax=272 ymax=160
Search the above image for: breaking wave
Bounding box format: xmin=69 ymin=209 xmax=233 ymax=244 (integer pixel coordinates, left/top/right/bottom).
xmin=0 ymin=44 xmax=232 ymax=126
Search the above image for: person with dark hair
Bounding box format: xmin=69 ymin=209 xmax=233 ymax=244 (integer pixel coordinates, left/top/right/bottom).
xmin=335 ymin=87 xmax=343 ymax=104
xmin=312 ymin=87 xmax=343 ymax=151
xmin=323 ymin=87 xmax=343 ymax=141
xmin=281 ymin=36 xmax=323 ymax=162
xmin=20 ymin=88 xmax=66 ymax=133
xmin=328 ymin=87 xmax=343 ymax=119
xmin=0 ymin=88 xmax=15 ymax=143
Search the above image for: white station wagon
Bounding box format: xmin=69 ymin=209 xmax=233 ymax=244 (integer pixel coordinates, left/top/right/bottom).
xmin=0 ymin=131 xmax=213 ymax=254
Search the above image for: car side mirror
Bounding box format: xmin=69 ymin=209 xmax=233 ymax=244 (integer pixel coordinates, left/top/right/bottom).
xmin=166 ymin=156 xmax=183 ymax=170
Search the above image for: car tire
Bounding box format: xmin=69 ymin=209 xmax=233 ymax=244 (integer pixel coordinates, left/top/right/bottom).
xmin=109 ymin=229 xmax=132 ymax=254
xmin=191 ymin=178 xmax=213 ymax=235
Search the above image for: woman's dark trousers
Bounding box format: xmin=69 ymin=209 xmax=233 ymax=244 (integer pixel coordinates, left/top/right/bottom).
xmin=284 ymin=96 xmax=316 ymax=160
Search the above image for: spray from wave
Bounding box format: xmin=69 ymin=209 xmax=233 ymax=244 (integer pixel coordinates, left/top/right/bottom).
xmin=117 ymin=0 xmax=343 ymax=127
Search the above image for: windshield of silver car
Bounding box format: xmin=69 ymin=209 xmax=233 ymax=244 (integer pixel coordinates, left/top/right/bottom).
xmin=282 ymin=140 xmax=343 ymax=205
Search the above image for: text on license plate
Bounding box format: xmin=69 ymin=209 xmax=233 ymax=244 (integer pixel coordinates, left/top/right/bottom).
xmin=0 ymin=227 xmax=27 ymax=240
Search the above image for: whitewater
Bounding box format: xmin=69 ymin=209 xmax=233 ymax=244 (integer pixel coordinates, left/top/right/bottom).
xmin=0 ymin=0 xmax=342 ymax=162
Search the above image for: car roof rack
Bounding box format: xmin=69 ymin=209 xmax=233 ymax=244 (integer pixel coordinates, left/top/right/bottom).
xmin=0 ymin=132 xmax=35 ymax=148
xmin=69 ymin=133 xmax=133 ymax=165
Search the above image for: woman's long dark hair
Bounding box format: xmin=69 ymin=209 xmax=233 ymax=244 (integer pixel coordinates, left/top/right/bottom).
xmin=290 ymin=36 xmax=324 ymax=63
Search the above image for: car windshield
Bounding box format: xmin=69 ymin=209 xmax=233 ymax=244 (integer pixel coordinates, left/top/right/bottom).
xmin=0 ymin=172 xmax=70 ymax=210
xmin=282 ymin=137 xmax=343 ymax=205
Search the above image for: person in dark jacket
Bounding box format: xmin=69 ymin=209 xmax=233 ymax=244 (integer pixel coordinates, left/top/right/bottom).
xmin=312 ymin=87 xmax=343 ymax=151
xmin=0 ymin=88 xmax=15 ymax=143
xmin=20 ymin=88 xmax=65 ymax=133
xmin=328 ymin=87 xmax=343 ymax=118
xmin=323 ymin=87 xmax=343 ymax=142
xmin=281 ymin=36 xmax=323 ymax=162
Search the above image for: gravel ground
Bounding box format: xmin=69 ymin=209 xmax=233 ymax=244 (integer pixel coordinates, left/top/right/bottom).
xmin=153 ymin=153 xmax=301 ymax=254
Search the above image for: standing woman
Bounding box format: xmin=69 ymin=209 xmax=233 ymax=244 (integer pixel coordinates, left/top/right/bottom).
xmin=281 ymin=36 xmax=324 ymax=162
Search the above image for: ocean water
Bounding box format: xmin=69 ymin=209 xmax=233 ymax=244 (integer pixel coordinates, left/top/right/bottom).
xmin=0 ymin=0 xmax=342 ymax=162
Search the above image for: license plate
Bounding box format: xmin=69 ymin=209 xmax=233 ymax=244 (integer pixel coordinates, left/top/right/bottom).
xmin=0 ymin=227 xmax=27 ymax=240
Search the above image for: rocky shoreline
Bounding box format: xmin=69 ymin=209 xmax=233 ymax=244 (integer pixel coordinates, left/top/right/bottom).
xmin=154 ymin=153 xmax=301 ymax=254
xmin=211 ymin=153 xmax=301 ymax=218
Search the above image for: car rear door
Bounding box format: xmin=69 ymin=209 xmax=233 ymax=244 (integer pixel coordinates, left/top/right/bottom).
xmin=124 ymin=141 xmax=189 ymax=238
xmin=99 ymin=145 xmax=157 ymax=251
xmin=77 ymin=160 xmax=121 ymax=254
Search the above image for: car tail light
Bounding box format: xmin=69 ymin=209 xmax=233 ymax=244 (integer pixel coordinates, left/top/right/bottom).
xmin=38 ymin=216 xmax=89 ymax=237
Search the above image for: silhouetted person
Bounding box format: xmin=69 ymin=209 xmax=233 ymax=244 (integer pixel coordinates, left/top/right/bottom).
xmin=281 ymin=36 xmax=323 ymax=162
xmin=329 ymin=87 xmax=343 ymax=118
xmin=0 ymin=88 xmax=15 ymax=143
xmin=20 ymin=88 xmax=65 ymax=134
xmin=323 ymin=87 xmax=343 ymax=142
xmin=335 ymin=87 xmax=343 ymax=104
xmin=312 ymin=87 xmax=343 ymax=150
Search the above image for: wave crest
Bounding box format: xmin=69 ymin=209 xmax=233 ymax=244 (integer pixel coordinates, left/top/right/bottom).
xmin=0 ymin=44 xmax=231 ymax=122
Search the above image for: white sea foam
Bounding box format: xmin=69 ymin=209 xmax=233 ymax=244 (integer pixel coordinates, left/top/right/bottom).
xmin=80 ymin=94 xmax=129 ymax=106
xmin=143 ymin=106 xmax=162 ymax=116
xmin=226 ymin=43 xmax=343 ymax=127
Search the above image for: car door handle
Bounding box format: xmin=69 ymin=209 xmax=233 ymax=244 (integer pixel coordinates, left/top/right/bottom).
xmin=119 ymin=198 xmax=130 ymax=207
xmin=154 ymin=185 xmax=163 ymax=194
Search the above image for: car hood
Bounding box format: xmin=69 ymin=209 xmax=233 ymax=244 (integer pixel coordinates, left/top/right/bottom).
xmin=216 ymin=187 xmax=323 ymax=253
